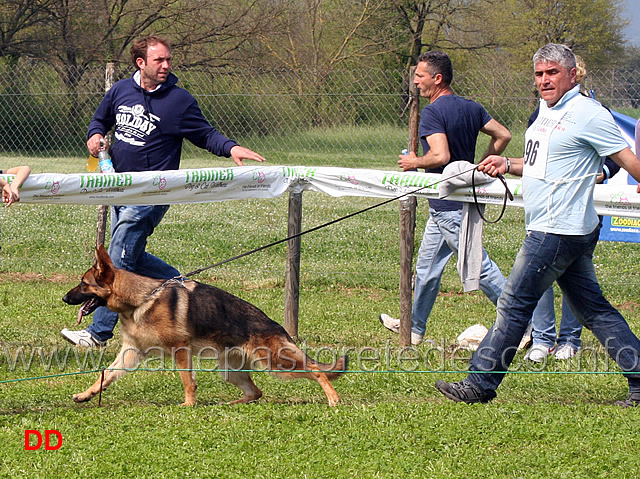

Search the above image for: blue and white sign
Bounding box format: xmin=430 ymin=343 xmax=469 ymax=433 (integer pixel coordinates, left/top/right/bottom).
xmin=599 ymin=109 xmax=640 ymax=243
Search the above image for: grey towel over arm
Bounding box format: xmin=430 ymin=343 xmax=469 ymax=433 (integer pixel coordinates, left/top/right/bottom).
xmin=438 ymin=162 xmax=496 ymax=292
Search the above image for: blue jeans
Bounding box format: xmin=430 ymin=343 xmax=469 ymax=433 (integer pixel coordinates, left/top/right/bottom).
xmin=532 ymin=291 xmax=583 ymax=349
xmin=87 ymin=205 xmax=180 ymax=341
xmin=468 ymin=227 xmax=640 ymax=395
xmin=411 ymin=209 xmax=554 ymax=337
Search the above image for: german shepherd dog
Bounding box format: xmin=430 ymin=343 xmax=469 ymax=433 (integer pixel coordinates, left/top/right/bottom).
xmin=62 ymin=245 xmax=347 ymax=406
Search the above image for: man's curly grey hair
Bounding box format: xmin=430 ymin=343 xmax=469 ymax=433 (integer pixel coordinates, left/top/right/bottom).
xmin=532 ymin=43 xmax=576 ymax=71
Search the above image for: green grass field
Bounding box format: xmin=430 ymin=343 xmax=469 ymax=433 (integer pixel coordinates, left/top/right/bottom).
xmin=1 ymin=147 xmax=640 ymax=478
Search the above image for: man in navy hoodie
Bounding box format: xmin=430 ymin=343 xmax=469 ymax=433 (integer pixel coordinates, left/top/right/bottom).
xmin=61 ymin=35 xmax=265 ymax=347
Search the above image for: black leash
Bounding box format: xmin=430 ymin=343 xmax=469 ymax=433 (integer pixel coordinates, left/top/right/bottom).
xmin=180 ymin=165 xmax=512 ymax=279
xmin=471 ymin=170 xmax=514 ymax=223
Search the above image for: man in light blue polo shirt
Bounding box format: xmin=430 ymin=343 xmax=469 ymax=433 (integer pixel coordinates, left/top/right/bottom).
xmin=523 ymin=87 xmax=626 ymax=235
xmin=435 ymin=43 xmax=640 ymax=407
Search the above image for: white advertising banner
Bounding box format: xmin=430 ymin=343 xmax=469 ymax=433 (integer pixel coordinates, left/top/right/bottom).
xmin=1 ymin=166 xmax=639 ymax=218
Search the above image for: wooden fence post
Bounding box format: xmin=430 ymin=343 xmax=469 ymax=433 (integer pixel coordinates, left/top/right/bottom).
xmin=95 ymin=62 xmax=115 ymax=248
xmin=398 ymin=66 xmax=420 ymax=346
xmin=284 ymin=190 xmax=303 ymax=338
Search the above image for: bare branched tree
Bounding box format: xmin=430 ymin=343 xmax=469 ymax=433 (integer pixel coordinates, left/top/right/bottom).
xmin=165 ymin=0 xmax=289 ymax=69
xmin=391 ymin=0 xmax=500 ymax=70
xmin=0 ymin=0 xmax=57 ymax=60
xmin=256 ymin=0 xmax=393 ymax=91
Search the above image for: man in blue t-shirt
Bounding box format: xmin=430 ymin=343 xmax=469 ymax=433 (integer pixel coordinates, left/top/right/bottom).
xmin=379 ymin=51 xmax=513 ymax=345
xmin=436 ymin=43 xmax=640 ymax=407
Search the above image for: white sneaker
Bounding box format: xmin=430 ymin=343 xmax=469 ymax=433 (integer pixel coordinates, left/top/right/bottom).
xmin=61 ymin=329 xmax=106 ymax=348
xmin=379 ymin=314 xmax=400 ymax=334
xmin=524 ymin=344 xmax=555 ymax=363
xmin=554 ymin=344 xmax=578 ymax=360
xmin=411 ymin=332 xmax=424 ymax=345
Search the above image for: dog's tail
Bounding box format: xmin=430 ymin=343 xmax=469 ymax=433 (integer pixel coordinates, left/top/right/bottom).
xmin=275 ymin=346 xmax=347 ymax=406
xmin=266 ymin=345 xmax=348 ymax=381
xmin=308 ymin=354 xmax=349 ymax=380
xmin=245 ymin=340 xmax=346 ymax=406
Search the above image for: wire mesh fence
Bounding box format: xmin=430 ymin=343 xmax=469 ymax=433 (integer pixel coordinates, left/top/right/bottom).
xmin=1 ymin=59 xmax=639 ymax=168
xmin=2 ymin=60 xmax=640 ymax=295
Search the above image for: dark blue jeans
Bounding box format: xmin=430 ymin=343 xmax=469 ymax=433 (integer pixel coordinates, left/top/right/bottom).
xmin=87 ymin=205 xmax=180 ymax=341
xmin=467 ymin=227 xmax=640 ymax=395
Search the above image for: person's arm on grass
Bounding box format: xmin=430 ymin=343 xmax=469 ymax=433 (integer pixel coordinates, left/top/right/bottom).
xmin=2 ymin=165 xmax=31 ymax=206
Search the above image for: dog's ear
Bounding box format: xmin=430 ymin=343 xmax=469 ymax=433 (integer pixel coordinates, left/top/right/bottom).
xmin=94 ymin=244 xmax=115 ymax=282
xmin=94 ymin=244 xmax=112 ymax=265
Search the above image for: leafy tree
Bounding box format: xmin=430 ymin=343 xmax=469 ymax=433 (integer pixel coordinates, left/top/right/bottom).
xmin=490 ymin=0 xmax=627 ymax=71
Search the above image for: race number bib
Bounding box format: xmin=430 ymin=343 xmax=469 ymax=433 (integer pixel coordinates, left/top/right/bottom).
xmin=523 ymin=96 xmax=581 ymax=180
xmin=523 ymin=134 xmax=547 ymax=179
